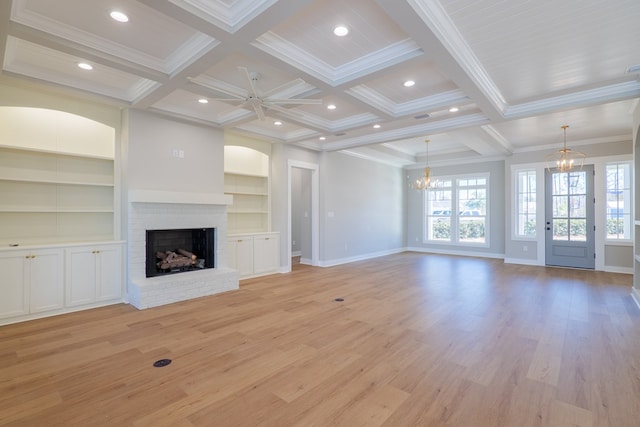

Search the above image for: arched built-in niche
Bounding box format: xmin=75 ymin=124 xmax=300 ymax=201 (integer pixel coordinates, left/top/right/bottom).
xmin=0 ymin=107 xmax=117 ymax=245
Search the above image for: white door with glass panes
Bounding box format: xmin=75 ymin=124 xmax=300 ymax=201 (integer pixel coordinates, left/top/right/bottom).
xmin=545 ymin=165 xmax=595 ymax=269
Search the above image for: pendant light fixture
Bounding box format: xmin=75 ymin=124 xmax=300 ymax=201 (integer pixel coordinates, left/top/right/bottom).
xmin=412 ymin=138 xmax=439 ymax=190
xmin=545 ymin=125 xmax=585 ymax=172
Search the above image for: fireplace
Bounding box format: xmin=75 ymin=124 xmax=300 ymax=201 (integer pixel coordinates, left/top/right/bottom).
xmin=128 ymin=191 xmax=238 ymax=310
xmin=146 ymin=228 xmax=215 ymax=278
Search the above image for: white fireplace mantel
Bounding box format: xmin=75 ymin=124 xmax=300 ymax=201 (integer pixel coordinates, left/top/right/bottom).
xmin=129 ymin=190 xmax=232 ymax=205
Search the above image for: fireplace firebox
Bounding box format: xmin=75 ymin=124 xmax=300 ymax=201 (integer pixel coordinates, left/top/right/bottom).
xmin=146 ymin=228 xmax=215 ymax=278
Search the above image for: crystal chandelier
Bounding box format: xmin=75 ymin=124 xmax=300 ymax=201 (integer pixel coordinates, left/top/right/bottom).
xmin=545 ymin=125 xmax=585 ymax=172
xmin=412 ymin=138 xmax=439 ymax=190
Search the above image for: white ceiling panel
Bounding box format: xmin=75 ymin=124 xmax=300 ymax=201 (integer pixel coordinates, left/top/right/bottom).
xmin=11 ymin=0 xmax=217 ymax=73
xmin=441 ymin=0 xmax=640 ymax=102
xmin=4 ymin=36 xmax=158 ymax=102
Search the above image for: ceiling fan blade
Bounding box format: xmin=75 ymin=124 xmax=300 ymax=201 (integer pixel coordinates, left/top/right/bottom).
xmin=187 ymin=77 xmax=247 ymax=99
xmin=253 ymin=104 xmax=266 ymax=121
xmin=263 ymin=103 xmax=304 ymax=117
xmin=209 ymin=98 xmax=246 ymax=103
xmin=262 ymin=78 xmax=307 ymax=98
xmin=266 ymin=98 xmax=323 ymax=105
xmin=239 ymin=66 xmax=259 ymax=98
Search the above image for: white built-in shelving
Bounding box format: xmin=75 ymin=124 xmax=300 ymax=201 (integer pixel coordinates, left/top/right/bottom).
xmin=0 ymin=146 xmax=115 ymax=246
xmin=224 ymin=145 xmax=279 ymax=276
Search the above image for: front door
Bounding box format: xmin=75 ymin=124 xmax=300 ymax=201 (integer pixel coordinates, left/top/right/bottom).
xmin=545 ymin=165 xmax=595 ymax=269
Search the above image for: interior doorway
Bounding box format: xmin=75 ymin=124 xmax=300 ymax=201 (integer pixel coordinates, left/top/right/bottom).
xmin=545 ymin=165 xmax=595 ymax=269
xmin=287 ymin=160 xmax=319 ymax=271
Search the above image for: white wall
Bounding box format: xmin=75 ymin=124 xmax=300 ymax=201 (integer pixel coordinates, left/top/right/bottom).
xmin=124 ymin=110 xmax=224 ymax=194
xmin=320 ymin=151 xmax=405 ymax=264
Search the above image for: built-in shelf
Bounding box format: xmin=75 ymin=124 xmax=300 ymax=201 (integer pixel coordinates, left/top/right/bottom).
xmin=0 ymin=208 xmax=114 ymax=213
xmin=0 ymin=144 xmax=114 ymax=160
xmin=0 ymin=176 xmax=114 ymax=187
xmin=224 ymin=170 xmax=270 ymax=234
xmin=0 ymin=145 xmax=115 ymax=245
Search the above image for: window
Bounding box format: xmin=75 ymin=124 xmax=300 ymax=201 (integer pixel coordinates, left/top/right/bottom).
xmin=426 ymin=180 xmax=452 ymax=241
xmin=515 ymin=170 xmax=536 ymax=238
xmin=605 ymin=162 xmax=631 ymax=240
xmin=425 ymin=174 xmax=488 ymax=245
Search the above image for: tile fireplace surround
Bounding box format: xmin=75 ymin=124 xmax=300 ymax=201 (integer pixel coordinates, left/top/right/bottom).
xmin=127 ymin=190 xmax=238 ymax=309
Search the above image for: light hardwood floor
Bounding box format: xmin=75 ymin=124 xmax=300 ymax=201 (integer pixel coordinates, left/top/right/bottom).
xmin=1 ymin=253 xmax=639 ymax=426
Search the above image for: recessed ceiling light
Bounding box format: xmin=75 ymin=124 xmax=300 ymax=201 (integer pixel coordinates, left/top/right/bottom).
xmin=449 ymin=107 xmax=459 ymax=113
xmin=110 ymin=11 xmax=129 ymax=23
xmin=319 ymin=136 xmax=326 ymax=141
xmin=274 ymin=121 xmax=282 ymax=126
xmin=77 ymin=62 xmax=93 ymax=70
xmin=403 ymin=80 xmax=415 ymax=87
xmin=333 ymin=25 xmax=349 ymax=37
xmin=373 ymin=124 xmax=381 ymax=129
xmin=198 ymin=98 xmax=208 ymax=104
xmin=327 ymin=104 xmax=336 ymax=110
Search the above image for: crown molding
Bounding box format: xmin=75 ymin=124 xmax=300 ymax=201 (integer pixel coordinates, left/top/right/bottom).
xmin=165 ymin=34 xmax=220 ymax=76
xmin=407 ymin=0 xmax=507 ymax=114
xmin=252 ymin=32 xmax=423 ymax=86
xmin=505 ymin=81 xmax=640 ymax=119
xmin=319 ymin=113 xmax=490 ymax=151
xmin=480 ymin=125 xmax=513 ymax=154
xmin=347 ymin=86 xmax=468 ymax=117
xmin=168 ymin=0 xmax=278 ymax=33
xmin=235 ymin=123 xmax=316 ymax=142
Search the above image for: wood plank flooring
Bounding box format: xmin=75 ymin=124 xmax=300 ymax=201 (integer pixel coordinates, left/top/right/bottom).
xmin=1 ymin=252 xmax=639 ymax=426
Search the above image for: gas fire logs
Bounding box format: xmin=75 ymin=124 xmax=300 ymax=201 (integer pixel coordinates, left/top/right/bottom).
xmin=156 ymin=249 xmax=197 ymax=270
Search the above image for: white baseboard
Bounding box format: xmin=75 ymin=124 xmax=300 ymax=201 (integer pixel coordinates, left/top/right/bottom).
xmin=406 ymin=246 xmax=504 ymax=260
xmin=604 ymin=265 xmax=634 ymax=274
xmin=504 ymin=257 xmax=541 ymax=266
xmin=319 ymin=248 xmax=405 ymax=267
xmin=631 ymin=288 xmax=640 ymax=311
xmin=291 ymin=251 xmax=302 ymax=257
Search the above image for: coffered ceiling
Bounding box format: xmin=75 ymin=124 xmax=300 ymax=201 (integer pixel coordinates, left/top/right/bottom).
xmin=1 ymin=0 xmax=639 ymax=167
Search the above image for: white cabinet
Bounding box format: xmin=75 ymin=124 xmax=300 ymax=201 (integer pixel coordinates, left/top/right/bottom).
xmin=227 ymin=233 xmax=280 ymax=279
xmin=0 ymin=242 xmax=124 ymax=325
xmin=0 ymin=248 xmax=63 ymax=320
xmin=29 ymin=249 xmax=64 ymax=313
xmin=0 ymin=252 xmax=28 ymax=318
xmin=65 ymin=243 xmax=123 ymax=307
xmin=253 ymin=234 xmax=280 ymax=275
xmin=227 ymin=236 xmax=254 ymax=278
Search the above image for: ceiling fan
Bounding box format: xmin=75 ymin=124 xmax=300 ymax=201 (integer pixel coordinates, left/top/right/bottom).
xmin=194 ymin=67 xmax=323 ymax=121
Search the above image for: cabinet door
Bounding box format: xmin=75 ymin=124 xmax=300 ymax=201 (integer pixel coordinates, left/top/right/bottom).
xmin=228 ymin=237 xmax=254 ymax=277
xmin=0 ymin=252 xmax=29 ymax=319
xmin=65 ymin=246 xmax=98 ymax=306
xmin=253 ymin=235 xmax=279 ymax=275
xmin=29 ymin=249 xmax=64 ymax=313
xmin=96 ymin=245 xmax=122 ymax=301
